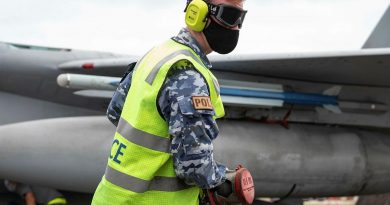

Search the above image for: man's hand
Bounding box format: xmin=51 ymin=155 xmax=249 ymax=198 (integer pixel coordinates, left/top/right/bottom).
xmin=209 ymin=165 xmax=255 ymax=205
xmin=24 ymin=191 xmax=36 ymax=205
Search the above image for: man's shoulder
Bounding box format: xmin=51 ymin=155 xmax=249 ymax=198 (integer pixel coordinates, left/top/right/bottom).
xmin=167 ymin=59 xmax=206 ymax=81
xmin=171 ymin=59 xmax=195 ymax=70
xmin=163 ymin=61 xmax=207 ymax=92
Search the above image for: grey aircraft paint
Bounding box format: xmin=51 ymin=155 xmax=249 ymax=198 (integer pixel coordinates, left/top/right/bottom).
xmin=0 ymin=117 xmax=389 ymax=198
xmin=363 ymin=6 xmax=390 ymax=49
xmin=1 ymin=5 xmax=390 ymax=200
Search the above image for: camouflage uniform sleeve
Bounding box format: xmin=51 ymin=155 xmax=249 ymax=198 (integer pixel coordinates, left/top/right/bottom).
xmin=4 ymin=180 xmax=32 ymax=197
xmin=106 ymin=64 xmax=135 ymax=126
xmin=158 ymin=60 xmax=226 ymax=189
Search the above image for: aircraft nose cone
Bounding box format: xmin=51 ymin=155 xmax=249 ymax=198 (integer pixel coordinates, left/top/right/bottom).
xmin=57 ymin=74 xmax=70 ymax=88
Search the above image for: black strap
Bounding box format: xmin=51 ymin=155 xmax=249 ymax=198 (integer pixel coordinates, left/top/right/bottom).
xmin=208 ymin=3 xmax=219 ymax=15
xmin=119 ymin=62 xmax=137 ymax=83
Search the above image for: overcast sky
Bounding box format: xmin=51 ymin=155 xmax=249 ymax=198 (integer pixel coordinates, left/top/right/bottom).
xmin=0 ymin=0 xmax=389 ymax=55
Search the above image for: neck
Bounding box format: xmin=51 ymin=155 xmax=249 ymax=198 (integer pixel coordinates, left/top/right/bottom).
xmin=188 ymin=28 xmax=213 ymax=55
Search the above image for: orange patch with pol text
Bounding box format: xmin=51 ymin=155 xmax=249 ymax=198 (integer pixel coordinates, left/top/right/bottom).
xmin=192 ymin=96 xmax=213 ymax=110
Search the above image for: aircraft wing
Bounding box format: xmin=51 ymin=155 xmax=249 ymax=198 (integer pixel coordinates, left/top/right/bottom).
xmin=58 ymin=48 xmax=390 ymax=87
xmin=58 ymin=57 xmax=138 ymax=77
xmin=56 ymin=48 xmax=390 ymax=129
xmin=210 ymin=48 xmax=390 ymax=87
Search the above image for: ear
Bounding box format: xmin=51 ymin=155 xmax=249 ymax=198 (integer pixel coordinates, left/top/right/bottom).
xmin=185 ymin=0 xmax=209 ymax=32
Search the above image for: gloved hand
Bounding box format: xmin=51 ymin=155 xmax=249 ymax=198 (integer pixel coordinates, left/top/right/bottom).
xmin=209 ymin=165 xmax=255 ymax=205
xmin=213 ymin=179 xmax=233 ymax=198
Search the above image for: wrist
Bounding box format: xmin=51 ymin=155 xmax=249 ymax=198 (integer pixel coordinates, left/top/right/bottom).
xmin=24 ymin=192 xmax=36 ymax=205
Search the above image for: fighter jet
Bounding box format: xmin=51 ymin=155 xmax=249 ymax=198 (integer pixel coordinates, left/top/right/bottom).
xmin=1 ymin=5 xmax=390 ymax=200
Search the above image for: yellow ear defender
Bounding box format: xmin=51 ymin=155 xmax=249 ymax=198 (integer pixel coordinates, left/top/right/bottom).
xmin=185 ymin=0 xmax=209 ymax=32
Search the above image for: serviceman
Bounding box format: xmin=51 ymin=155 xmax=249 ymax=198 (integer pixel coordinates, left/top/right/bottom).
xmin=2 ymin=180 xmax=67 ymax=205
xmin=92 ymin=0 xmax=248 ymax=204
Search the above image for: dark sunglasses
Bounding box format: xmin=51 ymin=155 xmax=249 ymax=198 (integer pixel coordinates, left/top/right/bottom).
xmin=208 ymin=3 xmax=247 ymax=29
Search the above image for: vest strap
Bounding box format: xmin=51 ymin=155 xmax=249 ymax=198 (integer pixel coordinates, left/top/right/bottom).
xmin=145 ymin=49 xmax=203 ymax=85
xmin=117 ymin=118 xmax=171 ymax=153
xmin=105 ymin=166 xmax=192 ymax=193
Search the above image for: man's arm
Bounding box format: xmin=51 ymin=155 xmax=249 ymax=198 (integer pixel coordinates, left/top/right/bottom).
xmin=4 ymin=180 xmax=36 ymax=205
xmin=24 ymin=192 xmax=36 ymax=205
xmin=106 ymin=65 xmax=134 ymax=126
xmin=158 ymin=63 xmax=226 ymax=189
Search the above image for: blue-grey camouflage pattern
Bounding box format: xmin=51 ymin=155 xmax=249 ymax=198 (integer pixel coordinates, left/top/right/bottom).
xmin=3 ymin=180 xmax=66 ymax=204
xmin=106 ymin=28 xmax=226 ymax=189
xmin=4 ymin=180 xmax=32 ymax=197
xmin=172 ymin=28 xmax=212 ymax=69
xmin=107 ymin=64 xmax=134 ymax=126
xmin=159 ymin=64 xmax=226 ymax=189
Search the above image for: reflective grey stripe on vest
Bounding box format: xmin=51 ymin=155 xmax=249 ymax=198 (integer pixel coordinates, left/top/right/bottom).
xmin=212 ymin=77 xmax=220 ymax=96
xmin=145 ymin=49 xmax=203 ymax=85
xmin=132 ymin=47 xmax=152 ymax=72
xmin=117 ymin=118 xmax=171 ymax=153
xmin=105 ymin=166 xmax=192 ymax=193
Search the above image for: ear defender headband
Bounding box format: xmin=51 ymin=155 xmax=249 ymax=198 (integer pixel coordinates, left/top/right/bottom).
xmin=185 ymin=0 xmax=209 ymax=32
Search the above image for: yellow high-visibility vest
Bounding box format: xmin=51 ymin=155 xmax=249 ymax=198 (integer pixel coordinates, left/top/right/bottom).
xmin=47 ymin=197 xmax=67 ymax=205
xmin=92 ymin=39 xmax=225 ymax=205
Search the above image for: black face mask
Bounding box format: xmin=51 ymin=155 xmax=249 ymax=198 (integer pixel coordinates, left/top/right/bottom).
xmin=203 ymin=19 xmax=240 ymax=54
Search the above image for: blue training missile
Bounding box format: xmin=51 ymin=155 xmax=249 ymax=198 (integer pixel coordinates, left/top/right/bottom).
xmin=58 ymin=74 xmax=389 ymax=113
xmin=218 ymin=80 xmax=341 ymax=113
